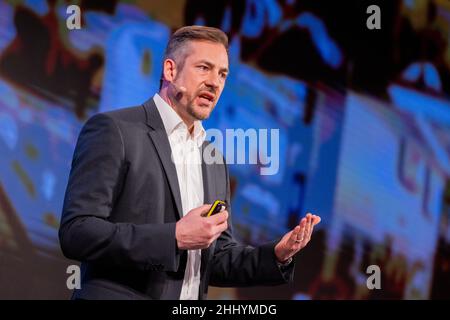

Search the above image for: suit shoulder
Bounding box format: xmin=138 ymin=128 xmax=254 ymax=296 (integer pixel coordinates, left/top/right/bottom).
xmin=81 ymin=105 xmax=146 ymax=139
xmin=100 ymin=105 xmax=146 ymax=123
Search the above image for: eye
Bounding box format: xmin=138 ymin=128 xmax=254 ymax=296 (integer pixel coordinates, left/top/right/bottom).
xmin=198 ymin=65 xmax=209 ymax=71
xmin=220 ymin=72 xmax=228 ymax=80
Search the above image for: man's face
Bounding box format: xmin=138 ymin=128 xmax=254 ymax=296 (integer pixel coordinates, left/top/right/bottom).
xmin=170 ymin=41 xmax=229 ymax=122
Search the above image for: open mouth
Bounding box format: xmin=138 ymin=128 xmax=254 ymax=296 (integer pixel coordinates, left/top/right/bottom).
xmin=198 ymin=92 xmax=215 ymax=105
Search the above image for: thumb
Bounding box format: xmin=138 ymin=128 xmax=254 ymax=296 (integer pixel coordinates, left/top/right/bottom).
xmin=194 ymin=204 xmax=212 ymax=216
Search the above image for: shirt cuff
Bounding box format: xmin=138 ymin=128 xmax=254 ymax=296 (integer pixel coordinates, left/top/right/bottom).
xmin=276 ymin=257 xmax=293 ymax=269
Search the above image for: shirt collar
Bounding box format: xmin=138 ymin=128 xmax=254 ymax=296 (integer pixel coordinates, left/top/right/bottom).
xmin=153 ymin=93 xmax=206 ymax=147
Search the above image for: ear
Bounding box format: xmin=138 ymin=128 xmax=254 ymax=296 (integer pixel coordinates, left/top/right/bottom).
xmin=163 ymin=58 xmax=177 ymax=82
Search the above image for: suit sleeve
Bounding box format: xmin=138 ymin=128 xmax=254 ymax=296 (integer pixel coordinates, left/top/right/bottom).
xmin=59 ymin=113 xmax=180 ymax=272
xmin=208 ymin=160 xmax=295 ymax=287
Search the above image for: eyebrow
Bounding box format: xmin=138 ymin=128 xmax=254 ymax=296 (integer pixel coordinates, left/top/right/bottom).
xmin=197 ymin=59 xmax=229 ymax=74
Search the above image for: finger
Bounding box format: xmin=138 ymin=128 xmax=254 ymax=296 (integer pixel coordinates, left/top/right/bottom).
xmin=208 ymin=210 xmax=229 ymax=224
xmin=212 ymin=219 xmax=228 ymax=235
xmin=313 ymin=215 xmax=321 ymax=226
xmin=302 ymin=214 xmax=313 ymax=245
xmin=305 ymin=215 xmax=319 ymax=242
xmin=307 ymin=214 xmax=314 ymax=236
xmin=212 ymin=224 xmax=227 ymax=242
xmin=294 ymin=218 xmax=307 ymax=244
xmin=289 ymin=225 xmax=301 ymax=245
xmin=198 ymin=204 xmax=213 ymax=216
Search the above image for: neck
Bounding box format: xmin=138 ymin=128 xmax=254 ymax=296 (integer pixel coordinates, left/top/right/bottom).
xmin=159 ymin=89 xmax=195 ymax=133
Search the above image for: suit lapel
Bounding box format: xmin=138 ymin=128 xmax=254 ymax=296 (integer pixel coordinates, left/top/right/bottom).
xmin=201 ymin=141 xmax=217 ymax=205
xmin=143 ymin=98 xmax=183 ymax=220
xmin=200 ymin=141 xmax=217 ymax=277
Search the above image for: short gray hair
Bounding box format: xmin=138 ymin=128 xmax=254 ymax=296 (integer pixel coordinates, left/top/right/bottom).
xmin=160 ymin=26 xmax=228 ymax=88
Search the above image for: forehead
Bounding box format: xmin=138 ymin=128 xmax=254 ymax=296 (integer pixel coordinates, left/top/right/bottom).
xmin=184 ymin=40 xmax=229 ymax=68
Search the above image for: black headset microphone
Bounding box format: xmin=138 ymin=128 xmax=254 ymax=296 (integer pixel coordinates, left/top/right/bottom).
xmin=170 ymin=81 xmax=186 ymax=100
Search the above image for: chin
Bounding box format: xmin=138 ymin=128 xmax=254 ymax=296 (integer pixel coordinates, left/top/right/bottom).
xmin=195 ymin=112 xmax=210 ymax=121
xmin=191 ymin=106 xmax=213 ymax=120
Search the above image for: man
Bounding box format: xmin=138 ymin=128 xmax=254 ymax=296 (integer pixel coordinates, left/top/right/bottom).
xmin=59 ymin=25 xmax=321 ymax=300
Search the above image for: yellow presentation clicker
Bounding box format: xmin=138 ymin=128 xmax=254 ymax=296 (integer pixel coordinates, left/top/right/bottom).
xmin=204 ymin=200 xmax=227 ymax=217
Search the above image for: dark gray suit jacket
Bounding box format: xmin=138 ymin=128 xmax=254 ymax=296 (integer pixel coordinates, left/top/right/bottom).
xmin=59 ymin=98 xmax=294 ymax=300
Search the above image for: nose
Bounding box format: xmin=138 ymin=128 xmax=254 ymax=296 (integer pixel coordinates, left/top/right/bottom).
xmin=205 ymin=72 xmax=220 ymax=91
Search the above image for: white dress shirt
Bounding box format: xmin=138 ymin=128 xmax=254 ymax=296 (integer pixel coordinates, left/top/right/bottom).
xmin=153 ymin=93 xmax=206 ymax=300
